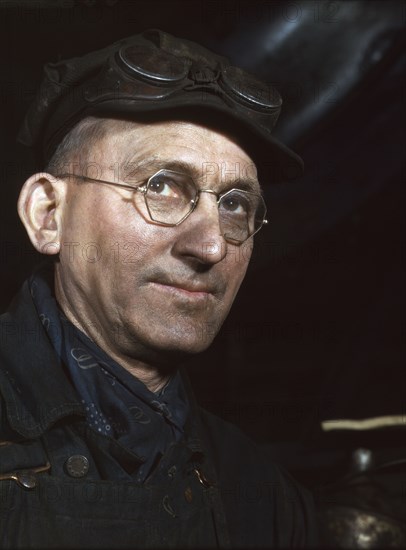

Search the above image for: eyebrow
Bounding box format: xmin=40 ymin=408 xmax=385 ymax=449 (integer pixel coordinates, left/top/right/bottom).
xmin=122 ymin=158 xmax=262 ymax=194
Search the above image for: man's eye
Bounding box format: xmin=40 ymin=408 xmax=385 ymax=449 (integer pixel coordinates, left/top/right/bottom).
xmin=148 ymin=177 xmax=179 ymax=198
xmin=221 ymin=195 xmax=247 ymax=214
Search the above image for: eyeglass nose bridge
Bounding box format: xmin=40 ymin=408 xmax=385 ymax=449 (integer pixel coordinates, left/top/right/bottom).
xmin=145 ymin=185 xmax=266 ymax=244
xmin=192 ymin=188 xmax=221 ymax=205
xmin=190 ymin=188 xmax=223 ymax=215
xmin=186 ymin=188 xmax=225 ymax=234
xmin=199 ymin=189 xmax=219 ymax=195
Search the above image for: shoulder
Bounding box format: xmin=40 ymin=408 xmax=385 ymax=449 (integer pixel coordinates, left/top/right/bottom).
xmin=198 ymin=407 xmax=318 ymax=547
xmin=198 ymin=406 xmax=307 ymax=495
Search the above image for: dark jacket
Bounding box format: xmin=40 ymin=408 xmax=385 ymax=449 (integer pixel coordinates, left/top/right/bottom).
xmin=0 ymin=280 xmax=317 ymax=548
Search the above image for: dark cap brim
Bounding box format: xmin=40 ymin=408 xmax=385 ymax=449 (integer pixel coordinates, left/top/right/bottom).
xmin=18 ymin=29 xmax=304 ymax=184
xmin=44 ymin=95 xmax=304 ymax=184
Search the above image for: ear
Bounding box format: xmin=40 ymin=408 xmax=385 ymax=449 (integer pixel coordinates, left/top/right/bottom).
xmin=18 ymin=172 xmax=67 ymax=255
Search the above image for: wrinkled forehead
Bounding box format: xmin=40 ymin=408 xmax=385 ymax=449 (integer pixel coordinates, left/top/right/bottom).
xmin=84 ymin=118 xmax=260 ymax=189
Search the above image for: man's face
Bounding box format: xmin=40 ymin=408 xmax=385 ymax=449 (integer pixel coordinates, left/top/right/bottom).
xmin=56 ymin=120 xmax=259 ymax=366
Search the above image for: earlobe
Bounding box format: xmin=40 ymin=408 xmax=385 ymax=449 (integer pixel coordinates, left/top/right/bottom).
xmin=17 ymin=172 xmax=65 ymax=255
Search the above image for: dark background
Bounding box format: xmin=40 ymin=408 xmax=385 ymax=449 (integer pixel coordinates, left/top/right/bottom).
xmin=0 ymin=0 xmax=405 ymax=492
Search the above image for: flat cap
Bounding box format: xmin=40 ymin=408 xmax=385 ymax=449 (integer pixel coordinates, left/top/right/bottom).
xmin=18 ymin=29 xmax=303 ymax=182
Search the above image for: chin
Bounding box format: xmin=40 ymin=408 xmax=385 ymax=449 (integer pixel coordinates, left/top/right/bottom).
xmin=154 ymin=333 xmax=216 ymax=358
xmin=149 ymin=333 xmax=218 ymax=368
xmin=116 ymin=315 xmax=222 ymax=362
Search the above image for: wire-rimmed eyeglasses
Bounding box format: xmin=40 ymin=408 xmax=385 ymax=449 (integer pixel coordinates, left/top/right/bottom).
xmin=55 ymin=169 xmax=268 ymax=244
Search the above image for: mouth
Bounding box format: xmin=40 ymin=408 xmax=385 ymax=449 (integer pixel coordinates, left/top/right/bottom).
xmin=148 ymin=279 xmax=218 ymax=302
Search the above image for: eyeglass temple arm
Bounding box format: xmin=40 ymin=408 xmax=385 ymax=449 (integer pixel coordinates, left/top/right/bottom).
xmin=54 ymin=173 xmax=147 ymax=193
xmin=55 ymin=173 xmax=269 ymax=227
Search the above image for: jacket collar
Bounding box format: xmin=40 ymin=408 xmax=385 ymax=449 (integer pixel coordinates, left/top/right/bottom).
xmin=0 ymin=279 xmax=85 ymax=438
xmin=0 ymin=277 xmax=204 ymax=456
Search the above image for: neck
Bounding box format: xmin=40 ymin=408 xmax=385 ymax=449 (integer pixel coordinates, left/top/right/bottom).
xmin=54 ymin=271 xmax=172 ymax=394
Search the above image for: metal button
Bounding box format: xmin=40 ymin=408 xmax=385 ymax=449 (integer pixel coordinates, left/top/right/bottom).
xmin=65 ymin=455 xmax=89 ymax=478
xmin=16 ymin=473 xmax=37 ymax=489
xmin=193 ymin=467 xmax=214 ymax=488
xmin=167 ymin=465 xmax=177 ymax=479
xmin=162 ymin=494 xmax=177 ymax=518
xmin=0 ymin=462 xmax=50 ymax=490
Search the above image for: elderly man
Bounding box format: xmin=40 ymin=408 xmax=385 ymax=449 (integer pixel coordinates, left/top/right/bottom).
xmin=0 ymin=30 xmax=317 ymax=547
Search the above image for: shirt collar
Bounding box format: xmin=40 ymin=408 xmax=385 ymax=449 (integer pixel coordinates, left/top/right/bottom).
xmin=0 ymin=277 xmax=85 ymax=439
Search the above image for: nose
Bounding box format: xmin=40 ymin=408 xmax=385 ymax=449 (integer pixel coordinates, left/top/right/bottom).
xmin=172 ymin=192 xmax=227 ymax=266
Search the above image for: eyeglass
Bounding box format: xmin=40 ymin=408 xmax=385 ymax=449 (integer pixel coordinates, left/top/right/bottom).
xmin=56 ymin=170 xmax=268 ymax=244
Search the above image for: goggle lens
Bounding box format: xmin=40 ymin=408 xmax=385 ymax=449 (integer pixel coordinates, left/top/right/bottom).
xmin=116 ymin=44 xmax=281 ymax=112
xmin=118 ymin=44 xmax=190 ymax=83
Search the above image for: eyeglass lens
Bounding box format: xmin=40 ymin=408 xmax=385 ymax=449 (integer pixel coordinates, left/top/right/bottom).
xmin=141 ymin=170 xmax=265 ymax=243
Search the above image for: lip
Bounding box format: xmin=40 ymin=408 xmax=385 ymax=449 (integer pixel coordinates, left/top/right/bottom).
xmin=149 ymin=280 xmax=216 ymax=300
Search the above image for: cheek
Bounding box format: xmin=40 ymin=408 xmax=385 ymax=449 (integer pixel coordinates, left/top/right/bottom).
xmin=60 ymin=193 xmax=152 ymax=264
xmin=224 ymin=242 xmax=253 ymax=291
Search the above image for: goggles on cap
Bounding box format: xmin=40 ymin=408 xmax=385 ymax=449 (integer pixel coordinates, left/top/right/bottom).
xmin=111 ymin=42 xmax=281 ymax=111
xmin=43 ymin=39 xmax=281 ymax=160
xmin=18 ymin=30 xmax=303 ymax=182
